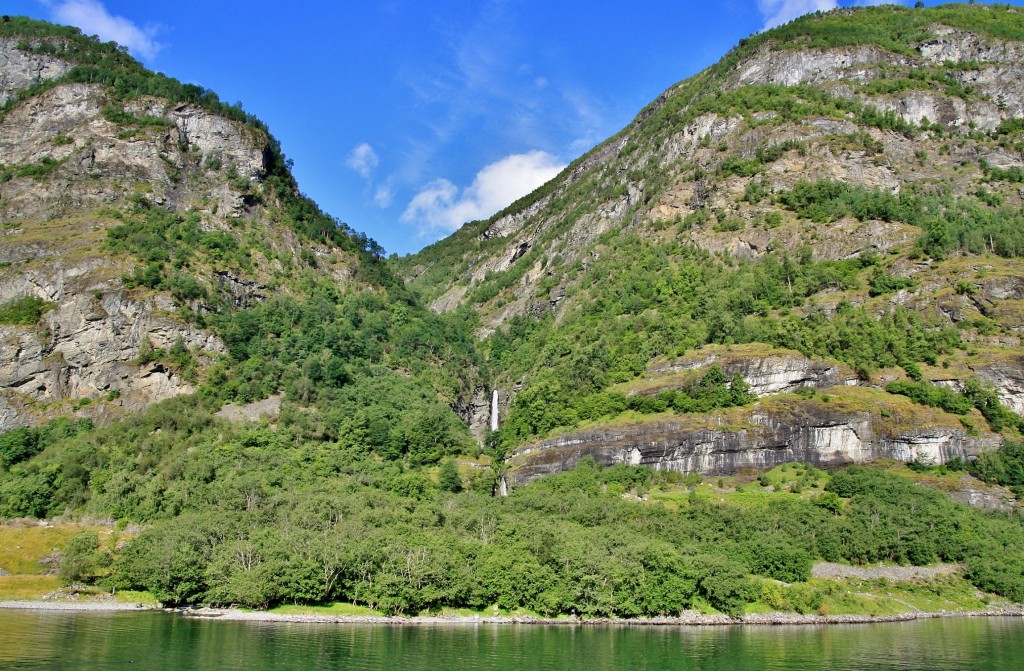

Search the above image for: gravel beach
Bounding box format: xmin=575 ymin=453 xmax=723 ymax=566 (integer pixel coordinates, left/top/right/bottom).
xmin=183 ymin=606 xmax=1024 ymax=627
xmin=2 ymin=599 xmax=1021 ymax=625
xmin=0 ymin=600 xmax=152 ymax=612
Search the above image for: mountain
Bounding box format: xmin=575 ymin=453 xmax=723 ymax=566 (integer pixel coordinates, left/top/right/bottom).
xmin=2 ymin=6 xmax=1024 ymax=617
xmin=0 ymin=17 xmax=488 ymax=499
xmin=396 ymin=3 xmax=1024 ymax=486
xmin=0 ymin=18 xmax=485 ymax=447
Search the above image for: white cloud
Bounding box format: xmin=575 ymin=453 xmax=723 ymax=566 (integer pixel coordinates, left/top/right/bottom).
xmin=562 ymin=87 xmax=605 ymax=154
xmin=758 ymin=0 xmax=838 ymax=30
xmin=852 ymin=0 xmax=911 ymax=5
xmin=47 ymin=0 xmax=162 ymax=60
xmin=374 ymin=183 xmax=394 ymax=208
xmin=758 ymin=0 xmax=908 ymax=30
xmin=346 ymin=142 xmax=380 ymax=179
xmin=401 ymin=151 xmax=565 ymax=233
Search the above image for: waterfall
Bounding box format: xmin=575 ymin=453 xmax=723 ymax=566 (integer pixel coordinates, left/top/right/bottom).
xmin=491 ymin=389 xmax=499 ymax=432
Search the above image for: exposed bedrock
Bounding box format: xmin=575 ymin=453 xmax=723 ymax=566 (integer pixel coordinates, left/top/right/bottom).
xmin=504 ymin=399 xmax=998 ymax=488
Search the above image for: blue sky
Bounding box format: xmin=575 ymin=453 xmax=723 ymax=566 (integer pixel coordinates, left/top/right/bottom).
xmin=5 ymin=1 xmax=1020 ymax=255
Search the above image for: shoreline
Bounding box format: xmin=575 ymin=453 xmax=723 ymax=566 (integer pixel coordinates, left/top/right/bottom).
xmin=2 ymin=599 xmax=1021 ymax=626
xmin=192 ymin=607 xmax=1024 ymax=627
xmin=0 ymin=600 xmax=153 ymax=612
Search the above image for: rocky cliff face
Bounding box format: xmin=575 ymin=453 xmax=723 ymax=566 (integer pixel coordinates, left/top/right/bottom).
xmin=403 ymin=15 xmax=1024 ymax=334
xmin=0 ymin=267 xmax=223 ymax=430
xmin=0 ymin=37 xmax=71 ymax=103
xmin=974 ymin=355 xmax=1024 ymax=416
xmin=399 ymin=7 xmax=1024 ymax=483
xmin=0 ymin=35 xmax=348 ymax=431
xmin=0 ymin=81 xmax=269 ymax=221
xmin=642 ymin=345 xmax=856 ymax=398
xmin=504 ymin=391 xmax=999 ymax=487
xmin=0 ymin=45 xmax=258 ymax=430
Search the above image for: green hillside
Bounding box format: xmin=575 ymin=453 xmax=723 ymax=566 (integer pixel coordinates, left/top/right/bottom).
xmin=397 ymin=3 xmax=1024 ymax=460
xmin=1 ymin=5 xmax=1024 ymax=617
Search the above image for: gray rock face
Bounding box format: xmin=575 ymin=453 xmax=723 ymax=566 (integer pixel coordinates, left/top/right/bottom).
xmin=731 ymin=44 xmax=901 ymax=88
xmin=729 ymin=31 xmax=1019 ymax=133
xmin=504 ymin=401 xmax=997 ymax=487
xmin=646 ymin=348 xmax=854 ymax=397
xmin=947 ymin=476 xmax=1016 ymax=514
xmin=170 ymin=104 xmax=267 ymax=181
xmin=453 ymin=386 xmax=491 ymax=442
xmin=213 ymin=271 xmax=267 ymax=309
xmin=0 ymin=43 xmax=272 ymax=432
xmin=973 ymin=356 xmax=1024 ymax=416
xmin=453 ymin=386 xmax=512 ymax=442
xmin=0 ymin=82 xmax=269 ymax=222
xmin=0 ymin=37 xmax=72 ymax=104
xmin=0 ymin=265 xmax=225 ymax=431
xmin=215 ymin=393 xmax=283 ymax=424
xmin=869 ymin=89 xmax=1001 ymax=132
xmin=917 ymin=25 xmax=1024 ymax=65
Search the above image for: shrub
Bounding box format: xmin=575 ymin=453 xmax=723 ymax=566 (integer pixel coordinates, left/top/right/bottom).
xmin=59 ymin=531 xmax=103 ymax=586
xmin=0 ymin=296 xmax=55 ymax=325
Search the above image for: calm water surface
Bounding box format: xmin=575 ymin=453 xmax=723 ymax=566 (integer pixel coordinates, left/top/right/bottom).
xmin=1 ymin=611 xmax=1022 ymax=670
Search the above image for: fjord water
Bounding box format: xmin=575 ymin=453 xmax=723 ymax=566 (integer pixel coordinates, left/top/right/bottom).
xmin=1 ymin=611 xmax=1022 ymax=670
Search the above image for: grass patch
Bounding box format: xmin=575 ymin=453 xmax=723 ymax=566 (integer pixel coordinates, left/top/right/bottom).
xmin=752 ymin=461 xmax=829 ymax=494
xmin=113 ymin=590 xmax=160 ymax=606
xmin=723 ymin=490 xmax=806 ymax=507
xmin=878 ymin=460 xmax=965 ymax=492
xmin=816 ymin=575 xmax=987 ymax=616
xmin=0 ymin=296 xmax=55 ymax=326
xmin=820 ymin=590 xmax=906 ymax=617
xmin=0 ymin=524 xmax=102 ymax=575
xmin=269 ymin=602 xmax=383 ymax=617
xmin=645 ymin=462 xmax=831 ymax=510
xmin=0 ymin=575 xmax=59 ymax=600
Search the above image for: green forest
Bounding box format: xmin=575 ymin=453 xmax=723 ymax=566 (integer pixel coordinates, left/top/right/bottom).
xmin=16 ymin=439 xmax=1024 ymax=616
xmin=3 ymin=5 xmax=1024 ymax=618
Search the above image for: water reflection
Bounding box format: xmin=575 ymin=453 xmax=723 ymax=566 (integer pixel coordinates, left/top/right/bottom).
xmin=0 ymin=611 xmax=1021 ymax=671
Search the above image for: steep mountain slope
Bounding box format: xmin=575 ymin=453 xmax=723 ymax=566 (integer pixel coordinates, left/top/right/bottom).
xmin=396 ymin=4 xmax=1024 ymax=484
xmin=3 ymin=8 xmax=1024 ymax=618
xmin=0 ymin=20 xmax=495 ymax=533
xmin=0 ymin=19 xmax=484 ymax=439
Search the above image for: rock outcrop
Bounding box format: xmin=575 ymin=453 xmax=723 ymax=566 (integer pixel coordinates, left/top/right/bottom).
xmin=642 ymin=345 xmax=855 ymax=398
xmin=0 ymin=36 xmax=287 ymax=432
xmin=947 ymin=474 xmax=1017 ymax=514
xmin=0 ymin=264 xmax=225 ymax=430
xmin=504 ymin=393 xmax=999 ymax=487
xmin=973 ymin=355 xmax=1024 ymax=416
xmin=453 ymin=386 xmax=513 ymax=441
xmin=214 ymin=393 xmax=283 ymax=424
xmin=0 ymin=37 xmax=72 ymax=103
xmin=0 ymin=82 xmax=269 ymax=221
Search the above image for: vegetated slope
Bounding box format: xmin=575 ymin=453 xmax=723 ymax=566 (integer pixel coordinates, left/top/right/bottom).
xmin=0 ymin=18 xmax=487 ymax=512
xmin=395 ymin=3 xmax=1024 ymax=482
xmin=0 ymin=14 xmax=485 ymax=436
xmin=2 ymin=9 xmax=1024 ymax=618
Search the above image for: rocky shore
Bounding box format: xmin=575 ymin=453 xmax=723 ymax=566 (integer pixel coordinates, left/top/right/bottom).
xmin=185 ymin=606 xmax=1024 ymax=627
xmin=2 ymin=600 xmax=1021 ymax=626
xmin=0 ymin=600 xmax=151 ymax=612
